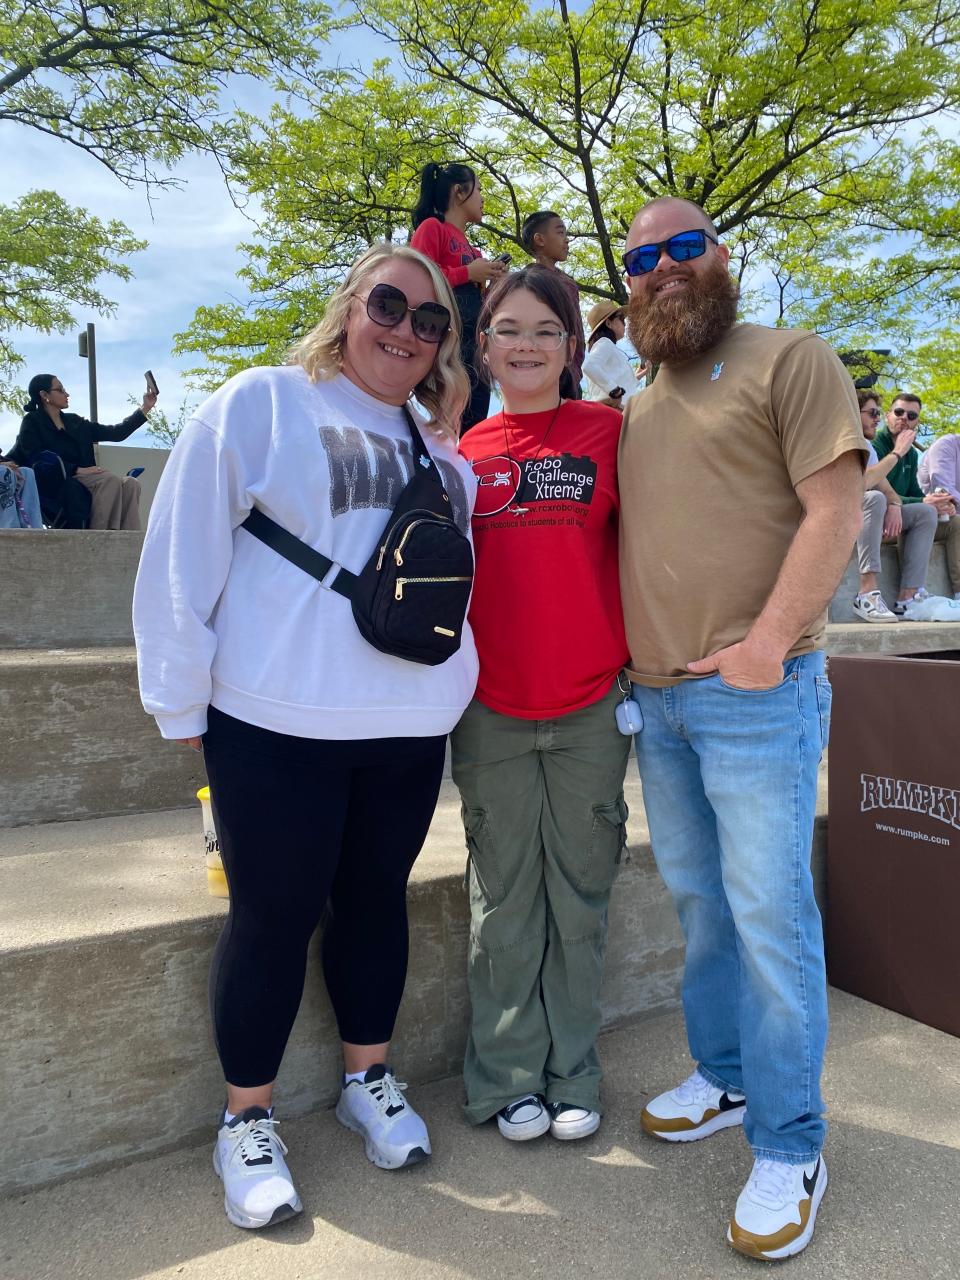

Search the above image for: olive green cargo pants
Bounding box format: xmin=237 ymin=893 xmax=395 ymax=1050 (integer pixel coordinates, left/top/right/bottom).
xmin=451 ymin=684 xmax=630 ymax=1124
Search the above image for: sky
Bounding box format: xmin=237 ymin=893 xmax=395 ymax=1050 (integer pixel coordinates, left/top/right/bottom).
xmin=1 ymin=126 xmax=263 ymax=453
xmin=1 ymin=24 xmax=387 ymax=454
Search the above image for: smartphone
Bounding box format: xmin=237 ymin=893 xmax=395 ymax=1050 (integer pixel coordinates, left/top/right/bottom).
xmin=145 ymin=370 xmax=159 ymax=396
xmin=493 ymin=252 xmax=512 ymax=266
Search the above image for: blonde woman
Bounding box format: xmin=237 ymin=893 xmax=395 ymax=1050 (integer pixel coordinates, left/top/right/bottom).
xmin=134 ymin=244 xmax=478 ymax=1229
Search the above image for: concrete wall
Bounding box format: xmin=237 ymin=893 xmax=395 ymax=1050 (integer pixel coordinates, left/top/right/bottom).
xmin=0 ymin=647 xmax=204 ymax=826
xmin=97 ymin=444 xmax=170 ymax=524
xmin=0 ymin=530 xmax=142 ymax=648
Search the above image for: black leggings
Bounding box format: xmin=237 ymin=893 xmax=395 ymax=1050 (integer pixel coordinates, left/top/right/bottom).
xmin=202 ymin=707 xmax=446 ymax=1087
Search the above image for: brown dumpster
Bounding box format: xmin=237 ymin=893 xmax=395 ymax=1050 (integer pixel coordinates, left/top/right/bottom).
xmin=827 ymin=654 xmax=960 ymax=1038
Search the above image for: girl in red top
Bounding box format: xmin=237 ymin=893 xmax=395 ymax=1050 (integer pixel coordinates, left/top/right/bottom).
xmin=411 ymin=162 xmax=506 ymax=432
xmin=452 ymin=266 xmax=631 ymax=1144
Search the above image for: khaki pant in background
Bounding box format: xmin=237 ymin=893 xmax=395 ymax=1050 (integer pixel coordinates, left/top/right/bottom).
xmin=75 ymin=469 xmax=141 ymax=530
xmin=451 ymin=683 xmax=631 ymax=1124
xmin=933 ymin=514 xmax=960 ymax=593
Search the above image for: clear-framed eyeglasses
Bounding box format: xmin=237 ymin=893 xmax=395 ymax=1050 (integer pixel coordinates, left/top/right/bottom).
xmin=482 ymin=325 xmax=568 ymax=351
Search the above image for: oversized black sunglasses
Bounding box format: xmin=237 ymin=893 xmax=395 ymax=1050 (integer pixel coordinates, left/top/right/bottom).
xmin=622 ymin=229 xmax=719 ymax=277
xmin=362 ymin=282 xmax=451 ymax=343
xmin=892 ymin=407 xmax=920 ymax=422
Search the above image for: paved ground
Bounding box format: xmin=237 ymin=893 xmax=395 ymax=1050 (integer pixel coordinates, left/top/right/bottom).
xmin=3 ymin=989 xmax=958 ymax=1280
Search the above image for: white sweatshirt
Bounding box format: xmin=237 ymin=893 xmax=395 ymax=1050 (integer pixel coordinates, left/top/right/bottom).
xmin=133 ymin=366 xmax=479 ymax=740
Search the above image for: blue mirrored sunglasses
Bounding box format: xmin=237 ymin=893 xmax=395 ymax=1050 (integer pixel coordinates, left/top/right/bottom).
xmin=622 ymin=229 xmax=718 ymax=277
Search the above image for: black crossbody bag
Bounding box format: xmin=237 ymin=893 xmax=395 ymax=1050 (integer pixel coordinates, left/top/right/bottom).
xmin=241 ymin=407 xmax=474 ymax=666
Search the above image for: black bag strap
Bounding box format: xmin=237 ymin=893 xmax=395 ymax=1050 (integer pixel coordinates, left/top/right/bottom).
xmin=241 ymin=505 xmax=358 ymax=599
xmin=239 ymin=405 xmax=444 ymax=599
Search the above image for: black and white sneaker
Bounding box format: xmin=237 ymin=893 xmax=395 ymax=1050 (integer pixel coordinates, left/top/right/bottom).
xmin=496 ymin=1094 xmax=551 ymax=1141
xmin=213 ymin=1106 xmax=302 ymax=1230
xmin=548 ymin=1102 xmax=601 ymax=1140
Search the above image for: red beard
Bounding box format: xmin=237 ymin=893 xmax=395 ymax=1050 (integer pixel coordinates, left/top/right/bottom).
xmin=627 ymin=257 xmax=740 ymax=365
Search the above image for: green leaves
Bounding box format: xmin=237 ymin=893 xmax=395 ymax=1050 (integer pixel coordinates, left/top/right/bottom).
xmin=0 ymin=0 xmax=332 ymax=405
xmin=0 ymin=191 xmax=145 ymax=410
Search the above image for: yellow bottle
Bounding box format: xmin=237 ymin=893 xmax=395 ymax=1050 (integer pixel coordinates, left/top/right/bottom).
xmin=197 ymin=786 xmax=229 ymax=898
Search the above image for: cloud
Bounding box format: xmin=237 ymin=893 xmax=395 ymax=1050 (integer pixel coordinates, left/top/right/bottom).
xmin=1 ymin=125 xmax=259 ymax=448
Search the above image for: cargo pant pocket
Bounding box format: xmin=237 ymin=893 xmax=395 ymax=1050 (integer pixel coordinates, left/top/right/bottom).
xmin=577 ymin=796 xmax=629 ymax=894
xmin=462 ymin=805 xmax=505 ymax=907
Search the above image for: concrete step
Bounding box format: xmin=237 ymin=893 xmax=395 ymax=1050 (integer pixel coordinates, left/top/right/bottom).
xmin=829 ymin=541 xmax=953 ymax=621
xmin=0 ymin=529 xmax=143 ymax=648
xmin=3 ymin=529 xmax=954 ymax=650
xmin=2 ymin=992 xmax=958 ymax=1280
xmin=0 ymin=775 xmax=827 ymax=1197
xmin=824 ymin=621 xmax=960 ymax=658
xmin=0 ymin=647 xmax=204 ymax=827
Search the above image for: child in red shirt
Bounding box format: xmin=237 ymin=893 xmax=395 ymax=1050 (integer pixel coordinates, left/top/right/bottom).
xmin=411 ymin=162 xmax=506 ymax=431
xmin=452 ymin=266 xmax=631 ymax=1144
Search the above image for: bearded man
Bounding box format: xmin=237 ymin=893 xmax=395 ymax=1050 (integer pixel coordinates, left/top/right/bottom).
xmin=618 ymin=198 xmax=867 ymax=1261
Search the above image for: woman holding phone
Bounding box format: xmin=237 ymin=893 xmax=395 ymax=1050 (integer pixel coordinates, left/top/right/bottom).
xmin=453 ymin=265 xmax=631 ymax=1143
xmin=411 ymin=162 xmax=507 ymax=432
xmin=134 ymin=243 xmax=478 ymax=1229
xmin=11 ymin=373 xmax=156 ymax=528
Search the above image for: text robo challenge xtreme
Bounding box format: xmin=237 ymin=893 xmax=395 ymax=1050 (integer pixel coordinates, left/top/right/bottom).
xmin=522 ymin=454 xmax=597 ymax=503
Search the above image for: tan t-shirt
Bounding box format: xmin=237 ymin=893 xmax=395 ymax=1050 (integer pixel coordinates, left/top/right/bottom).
xmin=618 ymin=323 xmax=867 ymax=687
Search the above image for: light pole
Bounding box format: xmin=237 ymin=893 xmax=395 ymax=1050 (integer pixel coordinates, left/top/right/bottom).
xmin=77 ymin=322 xmax=98 ymax=421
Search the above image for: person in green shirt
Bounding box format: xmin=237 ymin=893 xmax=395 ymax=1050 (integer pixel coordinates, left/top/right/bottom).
xmin=874 ymin=391 xmax=960 ymax=597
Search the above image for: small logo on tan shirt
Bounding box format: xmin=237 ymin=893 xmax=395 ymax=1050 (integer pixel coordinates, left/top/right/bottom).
xmin=711 ymin=362 xmax=724 ymax=381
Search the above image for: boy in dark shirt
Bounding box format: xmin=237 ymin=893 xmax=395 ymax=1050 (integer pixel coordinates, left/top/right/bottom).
xmin=520 ymin=211 xmax=585 ymax=397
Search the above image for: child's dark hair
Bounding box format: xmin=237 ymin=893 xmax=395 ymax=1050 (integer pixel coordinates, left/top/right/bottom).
xmin=520 ymin=210 xmax=560 ymax=255
xmin=475 ymin=266 xmax=577 ymax=387
xmin=412 ymin=162 xmax=477 ymax=229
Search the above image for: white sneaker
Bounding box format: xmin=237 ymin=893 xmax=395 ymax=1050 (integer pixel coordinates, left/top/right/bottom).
xmin=548 ymin=1102 xmax=601 ymax=1141
xmin=641 ymin=1068 xmax=746 ymax=1142
xmin=335 ymin=1064 xmax=431 ymax=1169
xmin=728 ymin=1155 xmax=828 ymax=1260
xmin=213 ymin=1107 xmax=302 ymax=1230
xmin=496 ymin=1095 xmax=551 ymax=1141
xmin=852 ymin=590 xmax=898 ymax=622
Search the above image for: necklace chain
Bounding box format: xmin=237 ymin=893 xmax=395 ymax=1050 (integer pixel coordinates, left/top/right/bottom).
xmin=501 ymin=400 xmax=564 ymax=516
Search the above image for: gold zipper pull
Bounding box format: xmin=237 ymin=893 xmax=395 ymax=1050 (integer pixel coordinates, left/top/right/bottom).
xmin=376 ymin=545 xmax=387 ymax=571
xmin=394 ymin=548 xmax=403 ymax=567
xmin=395 ymin=579 xmax=405 ymax=601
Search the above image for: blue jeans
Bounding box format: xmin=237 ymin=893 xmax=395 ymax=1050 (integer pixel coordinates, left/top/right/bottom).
xmin=632 ymin=652 xmax=831 ymax=1163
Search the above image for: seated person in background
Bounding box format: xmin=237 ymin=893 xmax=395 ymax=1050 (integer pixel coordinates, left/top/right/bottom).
xmin=919 ymin=431 xmax=960 ymax=599
xmin=12 ymin=374 xmax=156 ymax=530
xmin=853 ymin=391 xmax=938 ymax=621
xmin=873 ymin=391 xmax=960 ymax=601
xmin=0 ymin=452 xmax=42 ymax=528
xmin=521 ymin=210 xmax=585 ymax=397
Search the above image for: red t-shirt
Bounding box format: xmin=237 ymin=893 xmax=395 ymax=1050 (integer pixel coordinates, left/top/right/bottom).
xmin=410 ymin=217 xmax=481 ymax=288
xmin=459 ymin=400 xmax=629 ymax=718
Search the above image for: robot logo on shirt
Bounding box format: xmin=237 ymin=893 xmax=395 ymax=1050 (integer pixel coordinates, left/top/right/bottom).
xmin=472 ymin=455 xmax=524 ymax=516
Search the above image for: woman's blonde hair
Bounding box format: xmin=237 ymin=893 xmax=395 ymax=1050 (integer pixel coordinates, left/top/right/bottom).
xmin=290 ymin=242 xmax=470 ymax=439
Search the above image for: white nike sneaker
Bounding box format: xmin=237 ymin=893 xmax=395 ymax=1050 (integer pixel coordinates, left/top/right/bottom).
xmin=728 ymin=1155 xmax=828 ymax=1260
xmin=641 ymin=1068 xmax=746 ymax=1141
xmin=852 ymin=590 xmax=898 ymax=622
xmin=213 ymin=1106 xmax=302 ymax=1230
xmin=336 ymin=1064 xmax=431 ymax=1169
